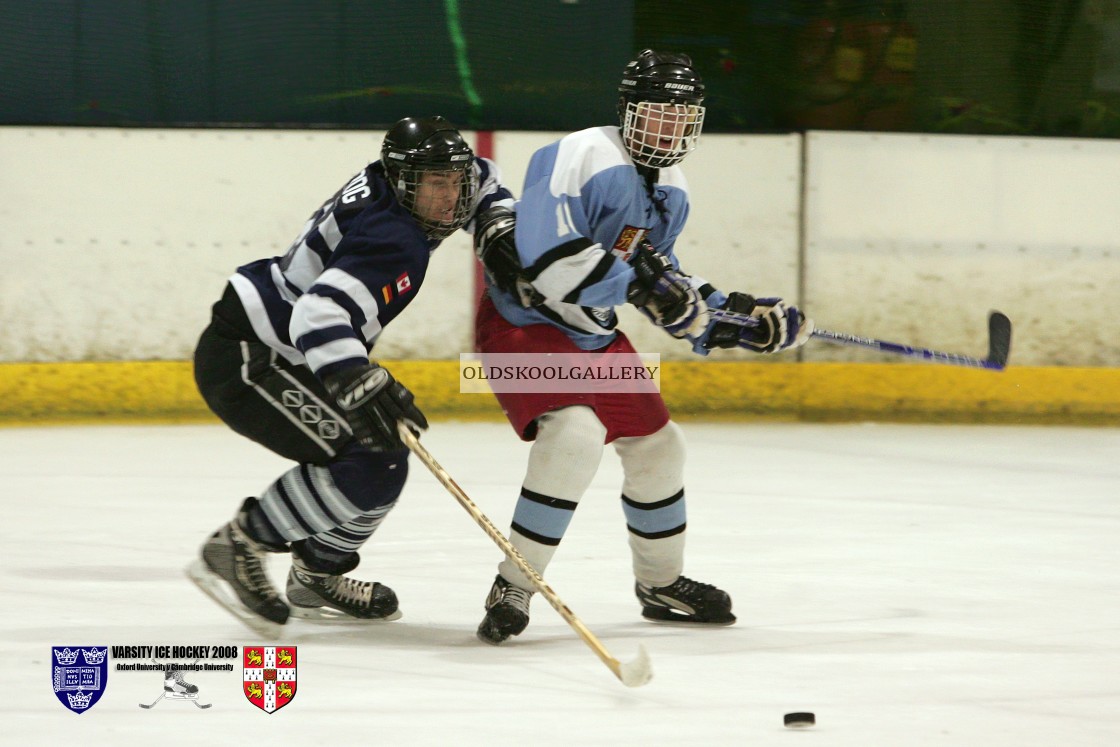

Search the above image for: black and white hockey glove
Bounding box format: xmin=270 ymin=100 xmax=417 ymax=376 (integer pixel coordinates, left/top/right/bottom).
xmin=704 ymin=292 xmax=813 ymax=354
xmin=324 ymin=364 xmax=428 ymax=451
xmin=473 ymin=206 xmax=541 ymax=307
xmin=626 ymin=243 xmax=709 ymax=339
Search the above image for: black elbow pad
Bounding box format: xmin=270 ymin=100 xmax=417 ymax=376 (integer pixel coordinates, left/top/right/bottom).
xmin=474 ymin=206 xmax=523 ymax=296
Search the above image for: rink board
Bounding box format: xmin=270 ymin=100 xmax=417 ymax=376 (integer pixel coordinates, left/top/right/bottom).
xmin=1 ymin=360 xmax=1118 ymax=426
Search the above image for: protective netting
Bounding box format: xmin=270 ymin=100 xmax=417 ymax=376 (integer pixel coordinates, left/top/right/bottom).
xmin=3 ymin=0 xmax=1119 ymax=137
xmin=640 ymin=0 xmax=1120 ymax=137
xmin=0 ymin=0 xmax=627 ymax=130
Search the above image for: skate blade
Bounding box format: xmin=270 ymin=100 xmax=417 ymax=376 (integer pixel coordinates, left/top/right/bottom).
xmin=640 ymin=607 xmax=737 ymax=626
xmin=168 ymin=693 xmax=212 ymax=708
xmin=475 ymin=627 xmax=515 ymax=646
xmin=288 ymin=605 xmax=402 ymax=623
xmin=186 ymin=559 xmax=286 ymax=638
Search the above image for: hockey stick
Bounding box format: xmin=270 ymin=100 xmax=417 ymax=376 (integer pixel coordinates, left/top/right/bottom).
xmin=139 ymin=661 xmax=213 ymax=708
xmin=708 ymin=308 xmax=1012 ymax=371
xmin=398 ymin=424 xmax=653 ymax=688
xmin=138 ymin=693 xmax=164 ymax=709
xmin=139 ymin=694 xmax=212 ymax=709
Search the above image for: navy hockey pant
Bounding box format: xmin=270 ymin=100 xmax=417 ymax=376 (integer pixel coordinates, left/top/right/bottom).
xmin=192 ymin=285 xmax=408 ymax=564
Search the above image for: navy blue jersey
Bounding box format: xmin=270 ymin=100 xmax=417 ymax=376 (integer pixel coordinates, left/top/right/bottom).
xmin=486 ymin=126 xmax=722 ymax=351
xmin=230 ymin=158 xmax=512 ymax=379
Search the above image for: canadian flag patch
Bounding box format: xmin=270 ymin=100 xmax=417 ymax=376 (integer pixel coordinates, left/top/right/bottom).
xmin=395 ymin=273 xmax=412 ymax=294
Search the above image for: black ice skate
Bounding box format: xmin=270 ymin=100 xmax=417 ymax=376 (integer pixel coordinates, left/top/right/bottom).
xmin=477 ymin=574 xmax=534 ymax=645
xmin=139 ymin=669 xmax=212 ymax=709
xmin=635 ymin=575 xmax=736 ymax=625
xmin=186 ymin=499 xmax=290 ymax=638
xmin=285 ymin=546 xmax=400 ymax=622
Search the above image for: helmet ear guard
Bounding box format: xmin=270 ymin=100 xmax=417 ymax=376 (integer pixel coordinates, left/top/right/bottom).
xmin=617 ymin=49 xmax=706 ymax=169
xmin=380 ymin=116 xmax=478 ymax=240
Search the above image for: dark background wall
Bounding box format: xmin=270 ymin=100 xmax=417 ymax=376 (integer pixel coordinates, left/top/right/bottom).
xmin=3 ymin=0 xmax=1116 ymax=136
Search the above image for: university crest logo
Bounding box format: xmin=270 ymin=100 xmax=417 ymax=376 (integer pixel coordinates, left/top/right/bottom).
xmin=51 ymin=646 xmax=108 ymax=714
xmin=610 ymin=225 xmax=648 ymax=261
xmin=243 ymin=645 xmax=296 ymax=713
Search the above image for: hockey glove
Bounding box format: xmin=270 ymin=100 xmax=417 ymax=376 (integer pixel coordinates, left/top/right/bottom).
xmin=704 ymin=292 xmax=814 ymax=354
xmin=626 ymin=243 xmax=709 ymax=339
xmin=324 ymin=364 xmax=428 ymax=451
xmin=473 ymin=206 xmax=541 ymax=307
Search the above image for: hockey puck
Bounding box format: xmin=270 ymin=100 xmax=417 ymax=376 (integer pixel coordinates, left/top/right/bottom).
xmin=784 ymin=712 xmax=815 ymax=729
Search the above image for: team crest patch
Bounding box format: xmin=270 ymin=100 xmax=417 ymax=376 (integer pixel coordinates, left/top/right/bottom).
xmin=51 ymin=646 xmax=108 ymax=714
xmin=243 ymin=645 xmax=296 ymax=713
xmin=611 ymin=226 xmax=648 ymax=261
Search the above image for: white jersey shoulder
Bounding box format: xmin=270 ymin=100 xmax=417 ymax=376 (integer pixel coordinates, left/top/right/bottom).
xmin=548 ymin=127 xmax=631 ymax=198
xmin=548 ymin=126 xmax=689 ymax=198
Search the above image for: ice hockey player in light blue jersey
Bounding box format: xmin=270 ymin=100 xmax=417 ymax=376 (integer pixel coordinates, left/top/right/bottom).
xmin=492 ymin=124 xmax=701 ymax=347
xmin=472 ymin=50 xmax=814 ymax=644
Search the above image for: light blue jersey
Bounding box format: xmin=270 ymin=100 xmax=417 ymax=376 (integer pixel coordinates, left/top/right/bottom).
xmin=488 ymin=126 xmax=723 ymax=350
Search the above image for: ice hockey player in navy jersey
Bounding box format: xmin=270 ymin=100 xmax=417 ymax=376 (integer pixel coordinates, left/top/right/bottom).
xmin=471 ymin=50 xmax=813 ymax=644
xmin=189 ymin=116 xmax=513 ymax=635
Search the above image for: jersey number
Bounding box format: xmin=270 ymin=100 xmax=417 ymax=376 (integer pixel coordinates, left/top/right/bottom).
xmin=555 ymin=201 xmax=576 ymax=238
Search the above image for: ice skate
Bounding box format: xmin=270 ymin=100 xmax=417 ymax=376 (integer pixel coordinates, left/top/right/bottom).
xmin=285 ymin=547 xmax=400 ymax=621
xmin=186 ymin=499 xmax=290 ymax=637
xmin=139 ymin=669 xmax=211 ymax=709
xmin=635 ymin=575 xmax=736 ymax=625
xmin=477 ymin=574 xmax=534 ymax=645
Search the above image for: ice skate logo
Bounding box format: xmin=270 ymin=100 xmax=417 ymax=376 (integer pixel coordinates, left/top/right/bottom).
xmin=243 ymin=645 xmax=297 ymax=713
xmin=139 ymin=665 xmax=212 ymax=710
xmin=51 ymin=645 xmax=108 ymax=714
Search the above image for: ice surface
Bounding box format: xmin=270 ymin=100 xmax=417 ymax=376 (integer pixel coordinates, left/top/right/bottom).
xmin=2 ymin=421 xmax=1118 ymax=745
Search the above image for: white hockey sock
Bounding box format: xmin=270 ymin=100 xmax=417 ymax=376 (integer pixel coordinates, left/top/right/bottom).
xmin=613 ymin=420 xmax=688 ymax=587
xmin=498 ymin=406 xmax=606 ymax=589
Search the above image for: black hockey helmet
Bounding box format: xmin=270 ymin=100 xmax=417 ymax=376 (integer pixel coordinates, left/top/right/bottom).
xmin=617 ymin=49 xmax=706 ymax=168
xmin=380 ymin=116 xmax=478 ymax=240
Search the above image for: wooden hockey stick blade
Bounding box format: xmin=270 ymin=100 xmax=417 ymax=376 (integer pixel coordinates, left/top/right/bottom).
xmin=617 ymin=643 xmax=653 ymax=687
xmin=398 ymin=424 xmax=653 ymax=688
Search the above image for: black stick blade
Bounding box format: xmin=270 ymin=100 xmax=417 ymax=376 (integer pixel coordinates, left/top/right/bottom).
xmin=987 ymin=311 xmax=1012 ymax=369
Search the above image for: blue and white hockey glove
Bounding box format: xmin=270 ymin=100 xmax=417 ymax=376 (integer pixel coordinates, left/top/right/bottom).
xmin=627 ymin=243 xmax=709 ymax=339
xmin=703 ymin=292 xmax=813 ymax=354
xmin=324 ymin=364 xmax=428 ymax=451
